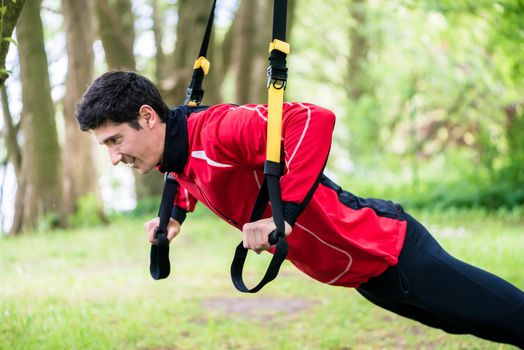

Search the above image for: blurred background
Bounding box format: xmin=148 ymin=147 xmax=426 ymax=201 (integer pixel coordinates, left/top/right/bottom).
xmin=1 ymin=2 xmax=524 ymax=349
xmin=1 ymin=0 xmax=523 ymax=234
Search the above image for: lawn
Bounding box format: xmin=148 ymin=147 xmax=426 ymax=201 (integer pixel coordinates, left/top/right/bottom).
xmin=0 ymin=210 xmax=522 ymax=350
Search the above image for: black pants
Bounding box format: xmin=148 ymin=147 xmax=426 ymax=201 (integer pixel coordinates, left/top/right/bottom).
xmin=357 ymin=214 xmax=524 ymax=348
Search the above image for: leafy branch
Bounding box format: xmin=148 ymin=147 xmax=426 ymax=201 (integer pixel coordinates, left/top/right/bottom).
xmin=0 ymin=0 xmax=25 ymax=86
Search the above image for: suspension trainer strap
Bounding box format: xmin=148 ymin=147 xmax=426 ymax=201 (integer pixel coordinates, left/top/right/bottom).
xmin=184 ymin=0 xmax=217 ymax=106
xmin=150 ymin=173 xmax=178 ymax=280
xmin=150 ymin=0 xmax=218 ymax=280
xmin=230 ymin=0 xmax=289 ymax=293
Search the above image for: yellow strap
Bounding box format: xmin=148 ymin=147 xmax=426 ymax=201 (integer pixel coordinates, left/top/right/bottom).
xmin=266 ymin=84 xmax=284 ymax=162
xmin=268 ymin=39 xmax=290 ymax=55
xmin=193 ymin=56 xmax=211 ymax=75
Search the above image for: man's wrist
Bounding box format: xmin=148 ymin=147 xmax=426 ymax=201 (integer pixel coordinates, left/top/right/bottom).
xmin=171 ymin=205 xmax=187 ymax=224
xmin=283 ymin=202 xmax=302 ymax=227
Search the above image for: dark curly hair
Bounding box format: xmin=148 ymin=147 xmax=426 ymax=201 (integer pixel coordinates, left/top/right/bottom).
xmin=75 ymin=71 xmax=170 ymax=131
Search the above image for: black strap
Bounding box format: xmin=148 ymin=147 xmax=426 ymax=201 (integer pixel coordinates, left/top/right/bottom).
xmin=229 ymin=0 xmax=289 ymax=293
xmin=198 ymin=0 xmax=217 ymax=58
xmin=267 ymin=0 xmax=288 ymax=90
xmin=183 ymin=0 xmax=217 ymax=106
xmin=151 ymin=1 xmax=217 ymax=280
xmin=272 ymin=0 xmax=287 ymax=41
xmin=230 ymin=234 xmax=288 ymax=293
xmin=230 ymin=176 xmax=289 ymax=293
xmin=150 ymin=173 xmax=178 ymax=280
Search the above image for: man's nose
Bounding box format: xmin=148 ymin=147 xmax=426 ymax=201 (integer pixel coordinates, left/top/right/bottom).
xmin=108 ymin=147 xmax=122 ymax=166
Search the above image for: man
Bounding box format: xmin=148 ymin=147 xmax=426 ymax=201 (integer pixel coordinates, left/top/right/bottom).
xmin=76 ymin=71 xmax=524 ymax=348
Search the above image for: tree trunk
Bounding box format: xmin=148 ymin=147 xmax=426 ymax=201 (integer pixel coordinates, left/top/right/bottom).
xmin=0 ymin=85 xmax=21 ymax=173
xmin=15 ymin=0 xmax=63 ymax=233
xmin=95 ymin=0 xmax=135 ymax=70
xmin=231 ymin=0 xmax=296 ymax=104
xmin=0 ymin=0 xmax=25 ymax=86
xmin=347 ymin=0 xmax=370 ymax=100
xmin=61 ymin=0 xmax=105 ymax=222
xmin=95 ymin=0 xmax=163 ymax=199
xmin=0 ymin=84 xmax=23 ymax=233
xmin=287 ymin=0 xmax=297 ymax=42
xmin=504 ymin=104 xmax=524 ymax=184
xmin=163 ymin=0 xmax=217 ymax=105
xmin=233 ymin=0 xmax=259 ymax=104
xmin=151 ymin=0 xmax=165 ymax=83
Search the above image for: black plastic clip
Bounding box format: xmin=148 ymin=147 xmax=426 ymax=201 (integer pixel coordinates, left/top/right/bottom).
xmin=267 ymin=65 xmax=288 ymax=90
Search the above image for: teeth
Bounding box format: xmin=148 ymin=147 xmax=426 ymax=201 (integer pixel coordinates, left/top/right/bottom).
xmin=125 ymin=157 xmax=135 ymax=167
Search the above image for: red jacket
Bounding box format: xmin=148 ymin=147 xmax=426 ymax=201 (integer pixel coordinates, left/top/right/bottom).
xmin=159 ymin=102 xmax=407 ymax=287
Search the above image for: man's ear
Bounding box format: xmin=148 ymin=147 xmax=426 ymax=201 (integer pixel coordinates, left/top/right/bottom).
xmin=138 ymin=105 xmax=160 ymax=129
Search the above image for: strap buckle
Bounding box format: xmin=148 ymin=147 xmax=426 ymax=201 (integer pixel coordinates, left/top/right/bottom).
xmin=165 ymin=172 xmax=177 ymax=183
xmin=183 ymin=87 xmax=204 ymax=106
xmin=267 ymin=65 xmax=288 ymax=90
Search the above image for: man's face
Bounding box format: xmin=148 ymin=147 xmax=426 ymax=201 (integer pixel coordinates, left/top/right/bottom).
xmin=92 ymin=105 xmax=165 ymax=174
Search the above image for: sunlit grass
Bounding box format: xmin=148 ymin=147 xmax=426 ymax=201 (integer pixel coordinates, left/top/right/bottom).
xmin=0 ymin=210 xmax=522 ymax=349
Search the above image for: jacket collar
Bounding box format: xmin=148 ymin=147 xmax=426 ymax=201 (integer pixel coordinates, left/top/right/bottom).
xmin=158 ymin=107 xmax=189 ymax=173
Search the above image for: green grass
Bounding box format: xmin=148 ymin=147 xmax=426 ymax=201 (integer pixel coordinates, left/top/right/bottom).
xmin=0 ymin=210 xmax=522 ymax=350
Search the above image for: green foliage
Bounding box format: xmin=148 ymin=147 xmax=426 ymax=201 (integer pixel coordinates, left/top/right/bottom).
xmin=353 ymin=172 xmax=524 ymax=214
xmin=123 ymin=195 xmax=161 ymax=218
xmin=502 ymin=105 xmax=524 ymax=183
xmin=289 ymin=0 xmax=524 ymax=211
xmin=38 ymin=211 xmax=61 ymax=232
xmin=68 ymin=194 xmax=105 ymax=228
xmin=0 ymin=0 xmax=24 ymax=85
xmin=121 ymin=195 xmax=216 ymax=221
xmin=2 ymin=36 xmax=16 ymax=45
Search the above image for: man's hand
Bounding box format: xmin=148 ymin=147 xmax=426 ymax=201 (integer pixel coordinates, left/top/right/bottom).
xmin=242 ymin=217 xmax=292 ymax=254
xmin=143 ymin=217 xmax=181 ymax=245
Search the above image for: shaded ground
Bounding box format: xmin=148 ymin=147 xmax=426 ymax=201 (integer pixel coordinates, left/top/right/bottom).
xmin=201 ymin=297 xmax=318 ymax=321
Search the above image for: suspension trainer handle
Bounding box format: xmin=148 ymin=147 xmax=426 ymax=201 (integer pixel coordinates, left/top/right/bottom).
xmin=150 ymin=173 xmax=178 ymax=280
xmin=151 ymin=0 xmax=217 ymax=280
xmin=230 ymin=0 xmax=290 ymax=292
xmin=230 ymin=232 xmax=288 ymax=293
xmin=268 ymin=230 xmax=280 ymax=245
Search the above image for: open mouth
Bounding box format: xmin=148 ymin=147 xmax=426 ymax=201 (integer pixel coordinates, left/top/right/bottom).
xmin=123 ymin=156 xmax=136 ymax=167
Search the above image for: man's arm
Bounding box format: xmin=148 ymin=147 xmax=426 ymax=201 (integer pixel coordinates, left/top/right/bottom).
xmin=211 ymin=102 xmax=335 ymax=207
xmin=144 ymin=182 xmax=198 ymax=244
xmin=210 ymin=102 xmax=336 ymax=250
xmin=279 ymin=102 xmax=336 ymax=225
xmin=171 ymin=181 xmax=198 ymax=224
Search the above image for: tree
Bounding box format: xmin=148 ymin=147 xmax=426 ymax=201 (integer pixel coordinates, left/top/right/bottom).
xmin=347 ymin=0 xmax=370 ymax=101
xmin=227 ymin=0 xmax=296 ymax=104
xmin=343 ymin=0 xmax=387 ymax=160
xmin=95 ymin=0 xmax=163 ymax=199
xmin=162 ymin=0 xmax=218 ymax=105
xmin=95 ymin=0 xmax=135 ymax=70
xmin=0 ymin=0 xmax=25 ymax=231
xmin=1 ymin=84 xmax=20 ymax=232
xmin=61 ymin=0 xmax=104 ymax=222
xmin=161 ymin=0 xmax=297 ymax=106
xmin=14 ymin=0 xmax=62 ymax=233
xmin=151 ymin=0 xmax=165 ymax=83
xmin=230 ymin=0 xmax=271 ymax=104
xmin=0 ymin=85 xmax=20 ymax=174
xmin=0 ymin=0 xmax=25 ymax=86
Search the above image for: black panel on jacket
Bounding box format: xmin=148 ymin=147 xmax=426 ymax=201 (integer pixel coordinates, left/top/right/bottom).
xmin=320 ymin=175 xmax=406 ymax=221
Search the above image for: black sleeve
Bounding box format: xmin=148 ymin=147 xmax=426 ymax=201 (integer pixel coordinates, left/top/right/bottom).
xmin=171 ymin=205 xmax=187 ymax=224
